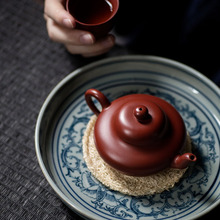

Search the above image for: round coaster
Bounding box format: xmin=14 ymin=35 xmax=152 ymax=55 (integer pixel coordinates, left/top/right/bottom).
xmin=83 ymin=115 xmax=192 ymax=196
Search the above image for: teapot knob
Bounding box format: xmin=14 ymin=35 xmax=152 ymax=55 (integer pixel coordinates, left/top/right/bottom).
xmin=115 ymin=101 xmax=169 ymax=147
xmin=134 ymin=105 xmax=151 ymax=123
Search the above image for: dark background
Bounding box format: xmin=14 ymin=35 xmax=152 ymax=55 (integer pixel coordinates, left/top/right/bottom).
xmin=0 ymin=0 xmax=219 ymax=219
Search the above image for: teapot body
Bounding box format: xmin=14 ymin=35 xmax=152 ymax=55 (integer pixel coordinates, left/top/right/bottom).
xmin=85 ymin=89 xmax=196 ymax=176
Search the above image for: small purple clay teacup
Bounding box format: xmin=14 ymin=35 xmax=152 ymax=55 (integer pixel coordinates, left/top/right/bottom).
xmin=66 ymin=0 xmax=119 ymax=38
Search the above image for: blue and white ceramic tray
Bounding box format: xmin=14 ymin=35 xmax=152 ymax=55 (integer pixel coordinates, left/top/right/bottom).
xmin=35 ymin=55 xmax=220 ymax=219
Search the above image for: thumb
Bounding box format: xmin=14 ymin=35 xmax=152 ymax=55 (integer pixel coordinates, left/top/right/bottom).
xmin=44 ymin=0 xmax=75 ymax=28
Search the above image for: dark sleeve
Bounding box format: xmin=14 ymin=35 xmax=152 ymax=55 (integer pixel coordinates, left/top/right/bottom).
xmin=114 ymin=0 xmax=220 ymax=82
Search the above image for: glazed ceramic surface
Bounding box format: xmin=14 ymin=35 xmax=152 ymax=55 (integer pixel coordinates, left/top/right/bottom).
xmin=66 ymin=0 xmax=119 ymax=38
xmin=35 ymin=55 xmax=220 ymax=220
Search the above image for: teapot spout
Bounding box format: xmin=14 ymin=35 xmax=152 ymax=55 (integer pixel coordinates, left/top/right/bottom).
xmin=171 ymin=153 xmax=197 ymax=169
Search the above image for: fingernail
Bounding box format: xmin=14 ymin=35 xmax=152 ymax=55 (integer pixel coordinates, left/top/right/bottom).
xmin=102 ymin=36 xmax=114 ymax=48
xmin=63 ymin=18 xmax=74 ymax=28
xmin=80 ymin=34 xmax=94 ymax=45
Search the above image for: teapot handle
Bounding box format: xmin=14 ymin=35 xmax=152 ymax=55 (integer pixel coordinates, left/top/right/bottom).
xmin=85 ymin=89 xmax=110 ymax=116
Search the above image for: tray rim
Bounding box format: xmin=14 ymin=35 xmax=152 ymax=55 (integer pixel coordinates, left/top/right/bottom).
xmin=35 ymin=55 xmax=220 ymax=220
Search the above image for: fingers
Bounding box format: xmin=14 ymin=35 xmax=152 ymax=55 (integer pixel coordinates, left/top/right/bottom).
xmin=45 ymin=15 xmax=95 ymax=45
xmin=65 ymin=35 xmax=115 ymax=57
xmin=44 ymin=0 xmax=115 ymax=57
xmin=44 ymin=0 xmax=75 ymax=28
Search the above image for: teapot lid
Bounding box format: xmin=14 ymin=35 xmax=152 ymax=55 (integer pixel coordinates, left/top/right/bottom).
xmin=85 ymin=89 xmax=187 ymax=176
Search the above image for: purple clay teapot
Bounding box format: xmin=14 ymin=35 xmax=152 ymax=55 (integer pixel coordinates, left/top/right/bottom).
xmin=85 ymin=88 xmax=197 ymax=176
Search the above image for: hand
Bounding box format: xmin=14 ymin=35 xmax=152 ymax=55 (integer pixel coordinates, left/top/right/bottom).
xmin=44 ymin=0 xmax=115 ymax=57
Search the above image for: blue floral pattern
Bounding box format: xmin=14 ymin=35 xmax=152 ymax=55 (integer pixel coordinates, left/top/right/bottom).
xmin=56 ymin=88 xmax=219 ymax=219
